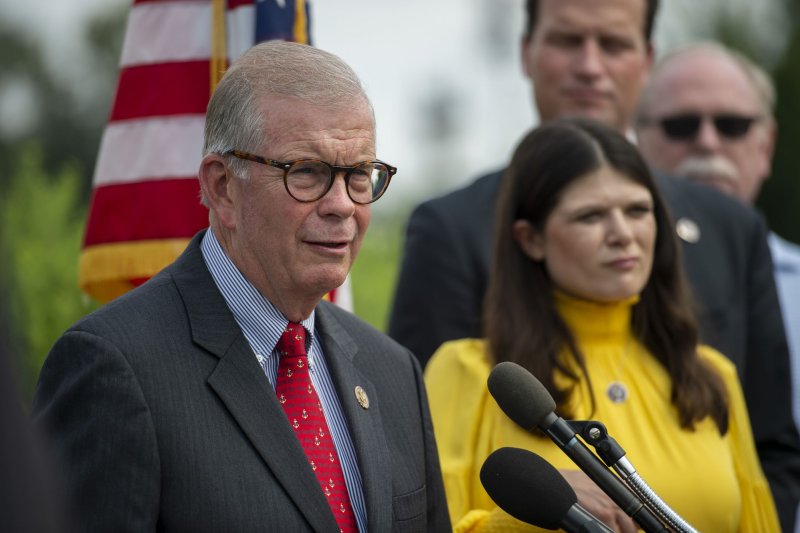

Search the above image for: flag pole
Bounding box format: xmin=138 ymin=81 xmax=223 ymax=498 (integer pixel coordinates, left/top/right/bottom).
xmin=210 ymin=0 xmax=227 ymax=92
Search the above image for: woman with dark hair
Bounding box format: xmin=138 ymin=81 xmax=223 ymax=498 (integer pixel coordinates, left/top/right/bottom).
xmin=425 ymin=118 xmax=777 ymax=532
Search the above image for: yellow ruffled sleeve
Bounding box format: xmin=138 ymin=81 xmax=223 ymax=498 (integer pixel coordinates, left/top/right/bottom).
xmin=699 ymin=346 xmax=781 ymax=532
xmin=425 ymin=340 xmax=546 ymax=532
xmin=425 ymin=339 xmax=492 ymax=528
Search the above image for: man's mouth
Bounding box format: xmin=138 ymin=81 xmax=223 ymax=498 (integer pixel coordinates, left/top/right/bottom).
xmin=305 ymin=240 xmax=349 ymax=250
xmin=565 ymin=87 xmax=609 ymax=102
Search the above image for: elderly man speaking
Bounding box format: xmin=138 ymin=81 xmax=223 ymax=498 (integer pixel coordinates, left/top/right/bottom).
xmin=32 ymin=41 xmax=450 ymax=533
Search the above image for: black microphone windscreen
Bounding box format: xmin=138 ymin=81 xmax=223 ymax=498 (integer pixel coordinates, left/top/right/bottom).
xmin=480 ymin=447 xmax=577 ymax=529
xmin=487 ymin=361 xmax=556 ymax=430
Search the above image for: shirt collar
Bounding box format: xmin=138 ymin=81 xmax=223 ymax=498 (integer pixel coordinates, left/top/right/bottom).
xmin=200 ymin=229 xmax=316 ymax=356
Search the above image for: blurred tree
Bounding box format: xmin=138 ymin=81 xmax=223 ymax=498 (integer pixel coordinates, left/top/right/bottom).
xmin=703 ymin=1 xmax=800 ymax=242
xmin=0 ymin=23 xmax=90 ymax=195
xmin=758 ymin=4 xmax=800 ymax=243
xmin=1 ymin=145 xmax=97 ymax=400
xmin=350 ymin=217 xmax=405 ymax=331
xmin=0 ymin=6 xmax=125 ymax=199
xmin=0 ymin=7 xmax=125 ymax=399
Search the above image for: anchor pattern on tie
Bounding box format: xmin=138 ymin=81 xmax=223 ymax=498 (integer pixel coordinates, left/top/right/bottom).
xmin=275 ymin=323 xmax=357 ymax=533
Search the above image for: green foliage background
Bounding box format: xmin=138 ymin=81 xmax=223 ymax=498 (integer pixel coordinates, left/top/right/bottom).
xmin=0 ymin=146 xmax=98 ymax=399
xmin=707 ymin=2 xmax=800 ymax=242
xmin=758 ymin=13 xmax=800 ymax=243
xmin=350 ymin=217 xmax=405 ymax=331
xmin=0 ymin=147 xmax=95 ymax=399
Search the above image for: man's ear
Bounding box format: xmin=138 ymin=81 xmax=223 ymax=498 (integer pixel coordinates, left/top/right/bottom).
xmin=512 ymin=219 xmax=545 ymax=261
xmin=198 ymin=153 xmax=238 ymax=229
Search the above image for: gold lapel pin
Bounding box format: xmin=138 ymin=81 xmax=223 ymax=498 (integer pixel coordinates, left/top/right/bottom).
xmin=676 ymin=217 xmax=700 ymax=244
xmin=354 ymin=386 xmax=369 ymax=409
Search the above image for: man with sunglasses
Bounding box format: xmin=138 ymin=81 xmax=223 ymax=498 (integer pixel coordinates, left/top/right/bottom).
xmin=32 ymin=41 xmax=450 ymax=532
xmin=390 ymin=0 xmax=800 ymax=528
xmin=636 ymin=43 xmax=775 ymax=205
xmin=637 ymin=43 xmax=800 ymax=526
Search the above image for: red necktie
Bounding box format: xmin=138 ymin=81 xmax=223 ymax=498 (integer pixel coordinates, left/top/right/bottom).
xmin=276 ymin=323 xmax=357 ymax=532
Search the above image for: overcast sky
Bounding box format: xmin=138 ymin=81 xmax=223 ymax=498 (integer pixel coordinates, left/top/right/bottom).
xmin=2 ymin=0 xmax=789 ymax=214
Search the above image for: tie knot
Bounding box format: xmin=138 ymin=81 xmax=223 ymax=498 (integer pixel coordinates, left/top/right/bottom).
xmin=278 ymin=322 xmax=307 ymax=357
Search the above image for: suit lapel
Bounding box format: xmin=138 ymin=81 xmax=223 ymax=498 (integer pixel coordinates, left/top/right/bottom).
xmin=316 ymin=304 xmax=392 ymax=533
xmin=171 ymin=234 xmax=338 ymax=533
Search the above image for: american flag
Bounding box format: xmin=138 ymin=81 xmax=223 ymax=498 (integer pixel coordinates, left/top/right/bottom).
xmin=79 ymin=0 xmax=352 ymax=310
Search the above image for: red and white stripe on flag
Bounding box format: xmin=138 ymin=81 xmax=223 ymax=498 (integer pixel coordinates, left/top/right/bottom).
xmin=80 ymin=0 xmax=351 ymax=311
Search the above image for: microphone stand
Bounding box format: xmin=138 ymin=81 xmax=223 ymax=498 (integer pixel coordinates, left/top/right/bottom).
xmin=572 ymin=420 xmax=699 ymax=533
xmin=541 ymin=412 xmax=669 ymax=533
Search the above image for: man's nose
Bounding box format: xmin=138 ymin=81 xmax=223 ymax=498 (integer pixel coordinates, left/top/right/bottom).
xmin=574 ymin=40 xmax=604 ymax=78
xmin=318 ymin=173 xmax=357 ymax=217
xmin=694 ymin=117 xmax=723 ymax=152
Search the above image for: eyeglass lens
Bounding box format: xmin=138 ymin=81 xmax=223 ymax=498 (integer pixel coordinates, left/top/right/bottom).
xmin=660 ymin=114 xmax=757 ymax=140
xmin=287 ymin=161 xmax=390 ymax=203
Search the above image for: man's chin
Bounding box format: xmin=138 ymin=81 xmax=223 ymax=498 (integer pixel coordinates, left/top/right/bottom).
xmin=559 ymin=106 xmax=619 ymax=130
xmin=303 ymin=268 xmax=350 ymax=298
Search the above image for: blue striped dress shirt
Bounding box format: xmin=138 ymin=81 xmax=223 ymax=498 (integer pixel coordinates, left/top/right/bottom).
xmin=200 ymin=229 xmax=367 ymax=532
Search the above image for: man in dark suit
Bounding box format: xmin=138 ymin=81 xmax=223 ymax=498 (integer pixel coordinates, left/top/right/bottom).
xmin=635 ymin=41 xmax=800 ymax=530
xmin=389 ymin=0 xmax=799 ymax=528
xmin=33 ymin=41 xmax=450 ymax=532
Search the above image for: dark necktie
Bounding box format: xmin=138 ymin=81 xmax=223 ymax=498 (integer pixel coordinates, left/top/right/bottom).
xmin=275 ymin=323 xmax=357 ymax=532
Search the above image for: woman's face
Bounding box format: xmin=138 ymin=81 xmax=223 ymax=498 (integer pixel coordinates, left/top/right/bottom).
xmin=514 ymin=164 xmax=656 ymax=302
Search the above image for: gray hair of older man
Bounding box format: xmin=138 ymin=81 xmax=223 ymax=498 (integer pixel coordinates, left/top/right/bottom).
xmin=203 ymin=40 xmax=374 ymax=180
xmin=636 ymin=41 xmax=777 ymax=123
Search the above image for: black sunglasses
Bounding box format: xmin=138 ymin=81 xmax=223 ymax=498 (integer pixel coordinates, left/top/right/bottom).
xmin=656 ymin=113 xmax=760 ymax=141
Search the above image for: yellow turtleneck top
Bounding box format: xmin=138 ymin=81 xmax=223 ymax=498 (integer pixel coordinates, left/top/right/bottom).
xmin=424 ymin=293 xmax=778 ymax=532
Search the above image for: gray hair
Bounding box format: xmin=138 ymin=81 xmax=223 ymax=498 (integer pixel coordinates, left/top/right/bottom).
xmin=203 ymin=40 xmax=374 ymax=179
xmin=636 ymin=41 xmax=776 ymax=122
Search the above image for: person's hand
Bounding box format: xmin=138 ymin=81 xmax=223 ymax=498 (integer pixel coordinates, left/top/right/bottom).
xmin=559 ymin=469 xmax=639 ymax=533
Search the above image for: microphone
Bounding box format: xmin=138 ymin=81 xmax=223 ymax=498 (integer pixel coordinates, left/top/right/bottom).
xmin=480 ymin=447 xmax=614 ymax=532
xmin=487 ymin=361 xmax=668 ymax=533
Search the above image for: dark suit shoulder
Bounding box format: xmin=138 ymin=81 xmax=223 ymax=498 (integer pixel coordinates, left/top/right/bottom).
xmin=403 ymin=171 xmax=502 ymax=264
xmin=412 ymin=170 xmax=503 ymax=225
xmin=655 ymin=173 xmax=765 ymax=235
xmin=388 ymin=171 xmax=504 ymax=365
xmin=66 ymin=269 xmax=186 ymax=346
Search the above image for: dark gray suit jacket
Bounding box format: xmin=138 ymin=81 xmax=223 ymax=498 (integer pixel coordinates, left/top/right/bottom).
xmin=389 ymin=169 xmax=800 ymax=531
xmin=33 ymin=233 xmax=450 ymax=533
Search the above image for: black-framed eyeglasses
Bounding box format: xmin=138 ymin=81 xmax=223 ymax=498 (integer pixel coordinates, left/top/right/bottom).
xmin=225 ymin=150 xmax=397 ymax=205
xmin=647 ymin=113 xmax=761 ymax=141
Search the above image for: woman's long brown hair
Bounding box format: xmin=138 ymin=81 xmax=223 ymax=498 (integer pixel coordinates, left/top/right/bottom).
xmin=484 ymin=118 xmax=728 ymax=433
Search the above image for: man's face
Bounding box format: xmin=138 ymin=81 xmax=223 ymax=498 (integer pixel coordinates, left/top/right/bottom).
xmin=521 ymin=0 xmax=653 ymax=132
xmin=635 ymin=50 xmax=775 ymax=204
xmin=226 ymin=95 xmax=375 ymax=310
